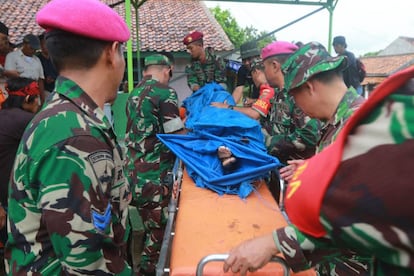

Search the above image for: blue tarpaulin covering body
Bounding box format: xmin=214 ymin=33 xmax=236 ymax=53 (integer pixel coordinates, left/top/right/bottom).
xmin=157 ymin=83 xmax=280 ymax=198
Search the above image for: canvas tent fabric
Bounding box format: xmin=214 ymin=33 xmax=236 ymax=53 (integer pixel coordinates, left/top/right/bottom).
xmin=158 ymin=83 xmax=281 ymax=198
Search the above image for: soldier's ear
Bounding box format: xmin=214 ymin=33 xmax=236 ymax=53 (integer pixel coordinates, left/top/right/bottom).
xmin=105 ymin=42 xmax=121 ymax=67
xmin=271 ymin=59 xmax=281 ymax=72
xmin=303 ymin=80 xmax=317 ymax=95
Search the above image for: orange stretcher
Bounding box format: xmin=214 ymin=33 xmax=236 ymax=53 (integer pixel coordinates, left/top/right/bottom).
xmin=159 ymin=167 xmax=315 ymax=276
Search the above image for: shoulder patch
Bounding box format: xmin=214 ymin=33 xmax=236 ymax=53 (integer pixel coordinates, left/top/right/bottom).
xmin=88 ymin=150 xmax=114 ymax=194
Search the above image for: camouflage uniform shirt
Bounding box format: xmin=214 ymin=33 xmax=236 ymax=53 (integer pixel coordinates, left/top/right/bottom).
xmin=124 ymin=75 xmax=183 ymax=273
xmin=317 ymin=87 xmax=365 ymax=152
xmin=274 ymin=82 xmax=414 ymax=275
xmin=185 ymin=47 xmax=227 ymax=91
xmin=263 ymin=88 xmax=321 ymax=164
xmin=124 ymin=75 xmax=183 ymax=201
xmin=6 ymin=77 xmax=132 ymax=275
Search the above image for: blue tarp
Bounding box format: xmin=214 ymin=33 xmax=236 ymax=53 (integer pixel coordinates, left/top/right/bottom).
xmin=158 ymin=83 xmax=281 ymax=198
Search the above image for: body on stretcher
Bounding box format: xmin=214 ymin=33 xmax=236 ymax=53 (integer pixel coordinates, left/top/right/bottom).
xmin=156 ymin=163 xmax=315 ymax=276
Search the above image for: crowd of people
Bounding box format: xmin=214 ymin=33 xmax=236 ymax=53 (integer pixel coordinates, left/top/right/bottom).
xmin=0 ymin=0 xmax=412 ymax=275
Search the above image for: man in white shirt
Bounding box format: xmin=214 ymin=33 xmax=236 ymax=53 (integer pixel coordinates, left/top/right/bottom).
xmin=5 ymin=34 xmax=45 ymax=104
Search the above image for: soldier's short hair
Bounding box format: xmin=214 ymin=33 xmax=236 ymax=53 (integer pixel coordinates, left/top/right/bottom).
xmin=45 ymin=30 xmax=112 ymax=72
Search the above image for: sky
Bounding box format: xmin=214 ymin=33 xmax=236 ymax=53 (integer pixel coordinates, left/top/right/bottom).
xmin=203 ymin=0 xmax=414 ymax=57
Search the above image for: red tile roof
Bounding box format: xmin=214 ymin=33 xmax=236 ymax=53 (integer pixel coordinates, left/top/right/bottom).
xmin=0 ymin=0 xmax=45 ymax=43
xmin=0 ymin=0 xmax=234 ymax=52
xmin=360 ymin=53 xmax=414 ymax=85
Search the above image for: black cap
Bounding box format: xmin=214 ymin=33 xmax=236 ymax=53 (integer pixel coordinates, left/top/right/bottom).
xmin=0 ymin=21 xmax=8 ymax=36
xmin=23 ymin=34 xmax=41 ymax=50
xmin=333 ymin=36 xmax=347 ymax=47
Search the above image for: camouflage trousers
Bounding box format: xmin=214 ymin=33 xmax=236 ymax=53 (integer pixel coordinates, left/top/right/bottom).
xmin=136 ymin=182 xmax=170 ymax=276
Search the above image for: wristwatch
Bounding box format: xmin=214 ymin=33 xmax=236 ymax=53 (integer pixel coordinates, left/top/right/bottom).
xmin=228 ymin=105 xmax=234 ymax=110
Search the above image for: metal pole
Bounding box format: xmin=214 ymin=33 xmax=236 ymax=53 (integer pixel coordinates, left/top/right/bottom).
xmin=125 ymin=0 xmax=134 ymax=92
xmin=327 ymin=8 xmax=333 ymax=54
xmin=255 ymin=6 xmax=325 ymax=43
xmin=135 ymin=6 xmax=141 ymax=82
xmin=131 ymin=0 xmax=147 ymax=83
xmin=326 ymin=0 xmax=338 ymax=54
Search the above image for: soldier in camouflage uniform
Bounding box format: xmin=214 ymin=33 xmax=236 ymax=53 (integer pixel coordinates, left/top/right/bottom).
xmin=260 ymin=41 xmax=321 ymax=165
xmin=279 ymin=42 xmax=368 ymax=275
xmin=124 ymin=54 xmax=185 ymax=275
xmin=280 ymin=41 xmax=365 ymax=174
xmin=183 ymin=31 xmax=227 ymax=92
xmin=224 ymin=46 xmax=414 ymax=276
xmin=255 ymin=41 xmax=320 ymax=202
xmin=5 ymin=0 xmax=132 ymax=275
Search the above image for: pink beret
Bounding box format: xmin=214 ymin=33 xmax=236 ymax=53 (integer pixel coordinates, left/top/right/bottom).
xmin=261 ymin=41 xmax=299 ymax=61
xmin=183 ymin=31 xmax=203 ymax=46
xmin=36 ymin=0 xmax=130 ymax=42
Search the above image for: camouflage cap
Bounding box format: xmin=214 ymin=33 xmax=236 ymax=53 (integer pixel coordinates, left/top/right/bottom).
xmin=282 ymin=41 xmax=348 ymax=91
xmin=144 ymin=54 xmax=171 ymax=67
xmin=250 ymin=57 xmax=264 ymax=72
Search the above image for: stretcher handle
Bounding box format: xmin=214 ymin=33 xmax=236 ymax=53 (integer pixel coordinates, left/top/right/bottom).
xmin=196 ymin=254 xmax=290 ymax=276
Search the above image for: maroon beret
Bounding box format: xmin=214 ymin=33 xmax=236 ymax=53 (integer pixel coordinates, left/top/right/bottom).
xmin=183 ymin=31 xmax=203 ymax=46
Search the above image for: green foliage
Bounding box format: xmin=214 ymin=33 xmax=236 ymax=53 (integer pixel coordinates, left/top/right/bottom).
xmin=255 ymin=30 xmax=277 ymax=50
xmin=362 ymin=51 xmax=380 ymax=57
xmin=209 ymin=6 xmax=276 ymax=50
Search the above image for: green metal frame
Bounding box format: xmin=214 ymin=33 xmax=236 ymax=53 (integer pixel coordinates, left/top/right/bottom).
xmin=121 ymin=0 xmax=338 ymax=93
xmin=124 ymin=0 xmax=147 ymax=92
xmin=204 ymin=0 xmax=338 ymax=52
xmin=204 ymin=0 xmax=333 ymax=6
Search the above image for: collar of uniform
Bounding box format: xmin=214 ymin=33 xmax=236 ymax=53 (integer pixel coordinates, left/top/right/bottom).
xmin=194 ymin=48 xmax=215 ymax=65
xmin=324 ymin=87 xmax=360 ymax=129
xmin=204 ymin=48 xmax=216 ymax=64
xmin=54 ymin=76 xmax=110 ymax=130
xmin=147 ymin=74 xmax=160 ymax=83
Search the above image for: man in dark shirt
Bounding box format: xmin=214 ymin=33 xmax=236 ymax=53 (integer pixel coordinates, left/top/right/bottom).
xmin=0 ymin=77 xmax=40 ymax=265
xmin=232 ymin=41 xmax=260 ymax=105
xmin=0 ymin=21 xmax=10 ymax=96
xmin=38 ymin=32 xmax=58 ymax=96
xmin=333 ymin=36 xmax=362 ymax=94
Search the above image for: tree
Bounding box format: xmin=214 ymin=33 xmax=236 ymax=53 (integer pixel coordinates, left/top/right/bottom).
xmin=209 ymin=6 xmax=276 ymax=50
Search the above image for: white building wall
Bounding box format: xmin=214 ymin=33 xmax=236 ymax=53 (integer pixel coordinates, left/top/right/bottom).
xmin=169 ymin=56 xmax=193 ymax=105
